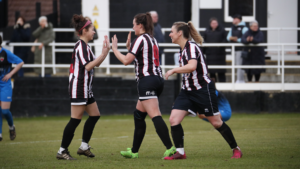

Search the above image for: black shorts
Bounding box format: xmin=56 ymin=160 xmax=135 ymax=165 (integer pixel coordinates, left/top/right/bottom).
xmin=137 ymin=76 xmax=164 ymax=101
xmin=173 ymin=82 xmax=219 ymax=117
xmin=70 ymin=97 xmax=95 ymax=106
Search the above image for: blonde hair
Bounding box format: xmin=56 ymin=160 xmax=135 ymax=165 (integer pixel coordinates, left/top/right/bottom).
xmin=173 ymin=21 xmax=203 ymax=45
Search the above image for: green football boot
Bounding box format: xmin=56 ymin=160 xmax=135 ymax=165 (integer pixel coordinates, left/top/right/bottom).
xmin=162 ymin=146 xmax=176 ymax=159
xmin=120 ymin=148 xmax=139 ymax=159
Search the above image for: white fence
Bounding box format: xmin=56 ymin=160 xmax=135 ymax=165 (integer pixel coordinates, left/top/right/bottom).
xmin=53 ymin=27 xmax=300 ymax=43
xmin=3 ymin=27 xmax=300 ymax=91
xmin=7 ymin=42 xmax=300 ymax=91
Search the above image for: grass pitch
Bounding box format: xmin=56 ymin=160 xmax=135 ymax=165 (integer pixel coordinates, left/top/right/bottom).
xmin=0 ymin=113 xmax=299 ymax=169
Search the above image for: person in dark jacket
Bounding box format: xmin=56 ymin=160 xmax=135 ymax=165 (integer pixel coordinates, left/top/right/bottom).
xmin=32 ymin=16 xmax=55 ymax=76
xmin=202 ymin=17 xmax=227 ymax=82
xmin=241 ymin=20 xmax=265 ymax=82
xmin=227 ymin=14 xmax=248 ymax=83
xmin=150 ymin=11 xmax=165 ymax=64
xmin=7 ymin=16 xmax=31 ymax=77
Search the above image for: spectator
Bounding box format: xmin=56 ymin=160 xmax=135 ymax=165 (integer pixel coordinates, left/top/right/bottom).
xmin=32 ymin=16 xmax=55 ymax=76
xmin=202 ymin=17 xmax=227 ymax=82
xmin=150 ymin=11 xmax=165 ymax=64
xmin=227 ymin=14 xmax=248 ymax=83
xmin=7 ymin=16 xmax=31 ymax=77
xmin=241 ymin=20 xmax=265 ymax=82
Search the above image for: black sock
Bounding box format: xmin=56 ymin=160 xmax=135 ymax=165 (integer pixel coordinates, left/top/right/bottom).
xmin=131 ymin=109 xmax=147 ymax=153
xmin=82 ymin=116 xmax=100 ymax=143
xmin=152 ymin=116 xmax=173 ymax=149
xmin=171 ymin=124 xmax=184 ymax=148
xmin=216 ymin=122 xmax=238 ymax=149
xmin=61 ymin=118 xmax=81 ymax=149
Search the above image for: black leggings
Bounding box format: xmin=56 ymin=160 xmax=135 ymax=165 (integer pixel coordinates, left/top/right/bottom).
xmin=247 ymin=73 xmax=261 ymax=82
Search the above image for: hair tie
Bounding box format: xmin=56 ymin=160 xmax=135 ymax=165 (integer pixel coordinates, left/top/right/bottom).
xmin=78 ymin=20 xmax=91 ymax=33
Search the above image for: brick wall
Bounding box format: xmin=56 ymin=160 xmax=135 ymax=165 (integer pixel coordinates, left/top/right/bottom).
xmin=7 ymin=0 xmax=60 ymax=26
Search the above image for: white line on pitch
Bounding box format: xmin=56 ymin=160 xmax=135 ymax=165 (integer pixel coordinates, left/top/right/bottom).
xmin=3 ymin=137 xmax=109 ymax=145
xmin=117 ymin=136 xmax=128 ymax=138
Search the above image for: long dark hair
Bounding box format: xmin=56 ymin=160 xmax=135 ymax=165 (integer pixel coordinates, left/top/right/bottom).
xmin=0 ymin=35 xmax=2 ymax=47
xmin=134 ymin=12 xmax=154 ymax=37
xmin=71 ymin=14 xmax=92 ymax=35
xmin=17 ymin=16 xmax=26 ymax=24
xmin=173 ymin=21 xmax=203 ymax=45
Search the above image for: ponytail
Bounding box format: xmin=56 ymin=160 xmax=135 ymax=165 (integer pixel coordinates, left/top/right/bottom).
xmin=134 ymin=12 xmax=154 ymax=37
xmin=187 ymin=21 xmax=203 ymax=45
xmin=173 ymin=21 xmax=203 ymax=45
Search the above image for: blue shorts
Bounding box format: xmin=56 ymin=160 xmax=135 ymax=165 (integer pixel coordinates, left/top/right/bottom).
xmin=0 ymin=83 xmax=12 ymax=102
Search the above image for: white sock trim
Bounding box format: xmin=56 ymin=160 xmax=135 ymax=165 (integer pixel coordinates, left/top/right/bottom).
xmin=80 ymin=142 xmax=89 ymax=150
xmin=232 ymin=146 xmax=240 ymax=151
xmin=58 ymin=147 xmax=65 ymax=154
xmin=9 ymin=125 xmax=14 ymax=130
xmin=176 ymin=148 xmax=185 ymax=155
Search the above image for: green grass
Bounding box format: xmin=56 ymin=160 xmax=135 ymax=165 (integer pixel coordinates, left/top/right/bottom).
xmin=0 ymin=113 xmax=300 ymax=169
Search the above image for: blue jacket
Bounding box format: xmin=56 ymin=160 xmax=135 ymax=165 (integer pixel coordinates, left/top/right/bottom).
xmin=227 ymin=21 xmax=248 ymax=43
xmin=153 ymin=23 xmax=165 ymax=55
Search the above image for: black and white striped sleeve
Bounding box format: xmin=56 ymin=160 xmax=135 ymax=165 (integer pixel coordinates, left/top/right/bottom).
xmin=77 ymin=41 xmax=90 ymax=66
xmin=129 ymin=37 xmax=144 ymax=56
xmin=186 ymin=43 xmax=198 ymax=61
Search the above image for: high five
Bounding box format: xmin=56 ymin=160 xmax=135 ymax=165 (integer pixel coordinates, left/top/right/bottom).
xmin=111 ymin=12 xmax=176 ymax=159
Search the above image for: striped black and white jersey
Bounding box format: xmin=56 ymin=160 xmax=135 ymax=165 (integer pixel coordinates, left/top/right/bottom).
xmin=179 ymin=40 xmax=211 ymax=91
xmin=129 ymin=33 xmax=163 ymax=81
xmin=69 ymin=40 xmax=95 ymax=98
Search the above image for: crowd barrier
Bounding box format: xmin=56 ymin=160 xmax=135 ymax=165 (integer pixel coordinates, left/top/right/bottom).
xmin=3 ymin=27 xmax=300 ymax=91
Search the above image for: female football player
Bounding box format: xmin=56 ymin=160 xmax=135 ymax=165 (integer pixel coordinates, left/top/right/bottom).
xmin=0 ymin=35 xmax=24 ymax=141
xmin=164 ymin=21 xmax=242 ymax=160
xmin=111 ymin=12 xmax=176 ymax=159
xmin=56 ymin=14 xmax=110 ymax=160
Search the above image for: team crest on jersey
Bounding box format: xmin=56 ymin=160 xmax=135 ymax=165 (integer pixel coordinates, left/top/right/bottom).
xmin=0 ymin=56 xmax=4 ymax=62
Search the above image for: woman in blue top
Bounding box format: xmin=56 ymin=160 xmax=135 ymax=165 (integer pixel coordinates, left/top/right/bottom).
xmin=0 ymin=35 xmax=24 ymax=141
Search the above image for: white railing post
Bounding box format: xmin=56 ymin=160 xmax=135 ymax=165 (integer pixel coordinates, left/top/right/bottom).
xmin=161 ymin=28 xmax=166 ymax=35
xmin=162 ymin=53 xmax=166 ymax=75
xmin=231 ymin=45 xmax=235 ymax=91
xmin=281 ymin=44 xmax=285 ymax=92
xmin=277 ymin=44 xmax=281 ymax=75
xmin=41 ymin=46 xmax=45 ymax=77
xmin=106 ymin=53 xmax=110 ymax=74
xmin=277 ymin=28 xmax=281 ymax=43
xmin=52 ymin=40 xmax=56 ymax=74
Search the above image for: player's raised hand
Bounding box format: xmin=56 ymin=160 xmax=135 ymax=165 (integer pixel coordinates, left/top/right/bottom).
xmin=101 ymin=35 xmax=110 ymax=56
xmin=111 ymin=34 xmax=118 ymax=51
xmin=126 ymin=31 xmax=131 ymax=50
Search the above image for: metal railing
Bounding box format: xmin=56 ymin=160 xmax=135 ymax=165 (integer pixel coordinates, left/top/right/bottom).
xmin=6 ymin=42 xmax=300 ymax=91
xmin=53 ymin=27 xmax=300 ymax=43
